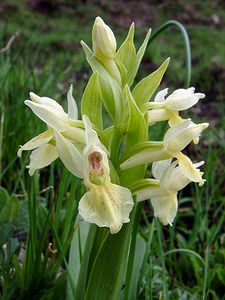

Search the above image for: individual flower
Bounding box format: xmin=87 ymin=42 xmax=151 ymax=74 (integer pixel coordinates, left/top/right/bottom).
xmin=133 ymin=159 xmax=204 ymax=225
xmin=120 ymin=119 xmax=208 ymax=184
xmin=17 ymin=86 xmax=85 ymax=176
xmin=92 ymin=16 xmax=122 ymax=84
xmin=147 ymin=87 xmax=205 ymax=126
xmin=78 ymin=115 xmax=134 ymax=234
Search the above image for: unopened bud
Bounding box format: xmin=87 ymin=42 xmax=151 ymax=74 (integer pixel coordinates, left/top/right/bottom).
xmin=92 ymin=17 xmax=117 ymax=60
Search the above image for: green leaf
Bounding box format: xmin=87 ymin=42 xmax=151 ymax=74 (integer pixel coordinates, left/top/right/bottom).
xmin=126 ymin=29 xmax=151 ymax=87
xmin=81 ymin=72 xmax=103 ymax=130
xmin=115 ymin=59 xmax=128 ymax=86
xmin=0 ymin=187 xmax=9 ymax=211
xmin=74 ymin=224 xmax=97 ymax=300
xmin=109 ymin=161 xmax=120 ymax=185
xmin=67 ymin=221 xmax=91 ymax=300
xmin=119 ymin=86 xmax=148 ymax=184
xmin=110 ymin=87 xmax=131 ymax=164
xmin=132 ymin=58 xmax=170 ymax=108
xmin=84 ymin=224 xmax=131 ymax=300
xmin=128 ymin=235 xmax=146 ymax=300
xmin=0 ymin=223 xmax=13 ymax=247
xmin=0 ymin=248 xmax=5 ymax=264
xmin=100 ymin=126 xmax=114 ymax=150
xmin=0 ymin=195 xmax=19 ymax=224
xmin=81 ymin=41 xmax=122 ymax=120
xmin=13 ymin=256 xmax=23 ymax=289
xmin=124 ymin=85 xmax=147 ymax=149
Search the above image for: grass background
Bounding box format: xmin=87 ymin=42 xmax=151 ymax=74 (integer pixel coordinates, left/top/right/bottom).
xmin=0 ymin=0 xmax=225 ymax=299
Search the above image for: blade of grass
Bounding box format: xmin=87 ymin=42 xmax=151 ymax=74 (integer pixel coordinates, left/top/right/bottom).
xmin=148 ymin=20 xmax=191 ymax=88
xmin=156 ymin=219 xmax=168 ymax=299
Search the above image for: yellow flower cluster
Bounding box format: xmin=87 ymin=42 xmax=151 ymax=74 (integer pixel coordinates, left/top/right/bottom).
xmin=18 ymin=17 xmax=208 ymax=232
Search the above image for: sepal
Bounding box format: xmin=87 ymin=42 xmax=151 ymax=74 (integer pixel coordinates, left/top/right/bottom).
xmin=54 ymin=130 xmax=83 ymax=178
xmin=17 ymin=129 xmax=53 ymax=157
xmin=27 ymin=143 xmax=58 ymax=176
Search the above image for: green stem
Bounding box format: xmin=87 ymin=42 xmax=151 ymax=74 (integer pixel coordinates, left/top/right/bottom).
xmin=202 ymin=246 xmax=209 ymax=300
xmin=148 ymin=20 xmax=192 ymax=88
xmin=164 ymin=248 xmax=205 ymax=266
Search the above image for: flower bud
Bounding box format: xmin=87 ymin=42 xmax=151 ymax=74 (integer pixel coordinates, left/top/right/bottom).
xmin=92 ymin=17 xmax=117 ymax=60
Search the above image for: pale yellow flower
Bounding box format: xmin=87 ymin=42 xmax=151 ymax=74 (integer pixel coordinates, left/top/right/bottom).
xmin=78 ymin=115 xmax=134 ymax=234
xmin=17 ymin=86 xmax=84 ymax=176
xmin=134 ymin=159 xmax=204 ymax=225
xmin=120 ymin=119 xmax=208 ymax=184
xmin=147 ymin=87 xmax=205 ymax=126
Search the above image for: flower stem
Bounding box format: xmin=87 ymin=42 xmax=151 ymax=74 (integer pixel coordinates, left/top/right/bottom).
xmin=148 ymin=20 xmax=192 ymax=88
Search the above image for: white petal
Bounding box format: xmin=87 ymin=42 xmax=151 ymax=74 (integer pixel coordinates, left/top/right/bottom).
xmin=54 ymin=130 xmax=83 ymax=178
xmin=148 ymin=108 xmax=170 ymax=125
xmin=63 ymin=125 xmax=85 ymax=144
xmin=27 ymin=143 xmax=58 ymax=176
xmin=152 ymin=159 xmax=172 ymax=180
xmin=67 ymin=85 xmax=78 ymax=120
xmin=175 ymin=152 xmax=205 ymax=184
xmin=160 ymin=160 xmax=191 ymax=191
xmin=78 ymin=183 xmax=134 ymax=234
xmin=154 ymin=88 xmax=169 ymax=103
xmin=164 ymin=120 xmax=209 ymax=153
xmin=17 ymin=129 xmax=53 ymax=157
xmin=151 ymin=194 xmax=178 ymax=226
xmin=25 ymin=100 xmax=68 ymax=131
xmin=83 ymin=115 xmax=100 ymax=146
xmin=29 ymin=92 xmax=64 ymax=112
xmin=164 ymin=88 xmax=205 ymax=111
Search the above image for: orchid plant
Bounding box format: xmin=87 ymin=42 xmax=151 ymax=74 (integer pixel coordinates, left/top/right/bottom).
xmin=18 ymin=17 xmax=208 ymax=299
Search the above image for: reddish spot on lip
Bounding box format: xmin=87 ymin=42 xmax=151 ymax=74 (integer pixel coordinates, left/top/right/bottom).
xmin=88 ymin=151 xmax=102 ymax=170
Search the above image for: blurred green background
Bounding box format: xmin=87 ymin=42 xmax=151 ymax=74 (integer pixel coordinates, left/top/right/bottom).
xmin=0 ymin=0 xmax=225 ymax=299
